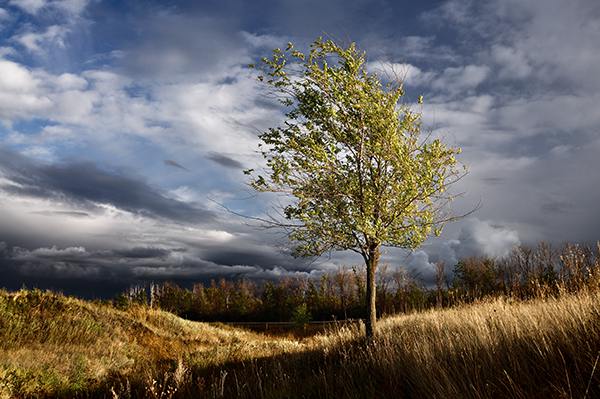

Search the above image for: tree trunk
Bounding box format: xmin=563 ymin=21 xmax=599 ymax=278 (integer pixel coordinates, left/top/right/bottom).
xmin=365 ymin=245 xmax=380 ymax=339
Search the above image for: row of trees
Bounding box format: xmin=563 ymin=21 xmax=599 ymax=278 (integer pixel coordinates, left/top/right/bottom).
xmin=116 ymin=241 xmax=600 ymax=323
xmin=452 ymin=242 xmax=600 ymax=299
xmin=117 ymin=268 xmax=432 ymax=322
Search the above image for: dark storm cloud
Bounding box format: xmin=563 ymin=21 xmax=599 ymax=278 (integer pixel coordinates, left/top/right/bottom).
xmin=0 ymin=148 xmax=214 ymax=224
xmin=204 ymin=247 xmax=283 ymax=268
xmin=113 ymin=247 xmax=173 ymax=259
xmin=0 ymin=241 xmax=320 ymax=298
xmin=0 ymin=244 xmax=141 ymax=297
xmin=206 ymin=152 xmax=244 ymax=169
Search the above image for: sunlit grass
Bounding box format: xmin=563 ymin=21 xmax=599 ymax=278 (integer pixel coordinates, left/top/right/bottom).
xmin=1 ymin=288 xmax=599 ymax=398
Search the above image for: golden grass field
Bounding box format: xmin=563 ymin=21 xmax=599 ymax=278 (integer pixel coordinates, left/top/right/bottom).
xmin=1 ymin=288 xmax=599 ymax=398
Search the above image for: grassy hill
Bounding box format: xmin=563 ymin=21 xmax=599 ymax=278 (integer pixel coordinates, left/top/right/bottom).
xmin=0 ymin=289 xmax=303 ymax=398
xmin=1 ymin=288 xmax=599 ymax=398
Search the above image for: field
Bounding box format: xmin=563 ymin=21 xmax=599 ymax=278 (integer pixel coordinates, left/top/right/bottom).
xmin=1 ymin=288 xmax=599 ymax=398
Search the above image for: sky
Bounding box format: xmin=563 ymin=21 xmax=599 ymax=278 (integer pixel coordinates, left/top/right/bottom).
xmin=0 ymin=0 xmax=599 ymax=297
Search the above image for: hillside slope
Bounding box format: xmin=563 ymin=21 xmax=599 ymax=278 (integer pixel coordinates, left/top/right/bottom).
xmin=0 ymin=289 xmax=302 ymax=398
xmin=1 ymin=289 xmax=599 ymax=398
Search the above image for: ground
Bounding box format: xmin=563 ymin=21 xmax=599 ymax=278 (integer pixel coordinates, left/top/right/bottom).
xmin=1 ymin=288 xmax=599 ymax=398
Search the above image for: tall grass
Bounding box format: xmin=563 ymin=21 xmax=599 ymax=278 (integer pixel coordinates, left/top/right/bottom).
xmin=1 ymin=288 xmax=599 ymax=398
xmin=197 ymin=288 xmax=600 ymax=398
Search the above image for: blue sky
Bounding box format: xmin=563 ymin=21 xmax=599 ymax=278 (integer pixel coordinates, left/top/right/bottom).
xmin=1 ymin=0 xmax=599 ymax=297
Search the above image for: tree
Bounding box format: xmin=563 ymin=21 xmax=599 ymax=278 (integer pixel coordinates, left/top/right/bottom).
xmin=453 ymin=257 xmax=499 ymax=299
xmin=246 ymin=38 xmax=466 ymax=338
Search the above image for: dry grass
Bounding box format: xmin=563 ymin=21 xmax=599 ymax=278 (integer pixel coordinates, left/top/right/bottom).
xmin=1 ymin=289 xmax=599 ymax=398
xmin=0 ymin=289 xmax=303 ymax=398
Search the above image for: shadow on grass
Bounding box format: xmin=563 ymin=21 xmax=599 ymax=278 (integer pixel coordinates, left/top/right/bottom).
xmin=50 ymin=330 xmax=600 ymax=399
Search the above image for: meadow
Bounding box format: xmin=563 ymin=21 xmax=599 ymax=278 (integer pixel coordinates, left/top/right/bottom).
xmin=1 ymin=285 xmax=599 ymax=398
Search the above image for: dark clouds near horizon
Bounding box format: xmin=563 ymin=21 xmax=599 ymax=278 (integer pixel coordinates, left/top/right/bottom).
xmin=1 ymin=0 xmax=599 ymax=297
xmin=0 ymin=147 xmax=321 ymax=297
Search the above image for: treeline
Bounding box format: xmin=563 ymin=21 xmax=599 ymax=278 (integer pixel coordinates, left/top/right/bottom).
xmin=115 ymin=242 xmax=600 ymax=322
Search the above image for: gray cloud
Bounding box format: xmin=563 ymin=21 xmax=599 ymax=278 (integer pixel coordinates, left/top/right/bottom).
xmin=541 ymin=200 xmax=573 ymax=215
xmin=30 ymin=210 xmax=91 ymax=217
xmin=202 ymin=246 xmax=300 ymax=270
xmin=164 ymin=159 xmax=189 ymax=171
xmin=455 ymin=219 xmax=520 ymax=259
xmin=0 ymin=241 xmax=326 ymax=298
xmin=112 ymin=247 xmax=173 ymax=259
xmin=116 ymin=11 xmax=249 ymax=79
xmin=395 ymin=218 xmax=520 ymax=286
xmin=0 ymin=149 xmax=329 ymax=297
xmin=481 ymin=177 xmax=505 ymax=186
xmin=206 ymin=152 xmax=244 ymax=169
xmin=0 ymin=148 xmax=214 ymax=224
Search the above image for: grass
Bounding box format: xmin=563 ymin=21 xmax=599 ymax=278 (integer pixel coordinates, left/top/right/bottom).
xmin=1 ymin=289 xmax=599 ymax=398
xmin=0 ymin=290 xmax=302 ymax=398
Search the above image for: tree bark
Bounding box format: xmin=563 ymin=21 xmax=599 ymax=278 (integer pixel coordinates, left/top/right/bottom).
xmin=365 ymin=244 xmax=380 ymax=339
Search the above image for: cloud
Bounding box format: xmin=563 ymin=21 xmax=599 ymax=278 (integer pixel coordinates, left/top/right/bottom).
xmin=0 ymin=47 xmax=15 ymax=57
xmin=207 ymin=152 xmax=244 ymax=169
xmin=9 ymin=0 xmax=47 ymax=14
xmin=422 ymin=0 xmax=473 ymax=25
xmin=395 ymin=36 xmax=435 ymax=58
xmin=490 ymin=45 xmax=532 ymax=79
xmin=164 ymin=159 xmax=189 ymax=171
xmin=151 ymin=72 xmax=278 ymax=159
xmin=0 ymin=59 xmax=38 ymax=91
xmin=0 ymin=240 xmax=326 ymax=297
xmin=14 ymin=25 xmax=69 ymax=53
xmin=0 ymin=55 xmax=273 ymax=176
xmin=241 ymin=31 xmax=287 ymax=50
xmin=117 ymin=12 xmax=251 ymax=79
xmin=14 ymin=245 xmax=87 ymax=259
xmin=52 ymin=0 xmax=89 ymax=15
xmin=203 ymin=247 xmax=289 ymax=269
xmin=398 ymin=219 xmax=520 ymax=285
xmin=365 ymin=62 xmax=490 ymax=99
xmin=0 ymin=8 xmax=10 ymax=20
xmin=498 ymin=0 xmax=600 ymax=90
xmin=0 ymin=148 xmax=215 ymax=224
xmin=405 ymin=250 xmax=436 ymax=282
xmin=367 ymin=61 xmax=435 ymax=87
xmin=540 ymin=200 xmax=573 ymax=215
xmin=455 ymin=219 xmax=520 ymax=259
xmin=431 ymin=65 xmax=490 ymax=93
xmin=0 ymin=58 xmax=51 ymax=120
xmin=0 ymin=57 xmax=99 ymax=123
xmin=9 ymin=0 xmax=89 ymax=16
xmin=0 ymin=148 xmax=330 ymax=297
xmin=112 ymin=247 xmax=173 ymax=259
xmin=30 ymin=210 xmax=91 ymax=218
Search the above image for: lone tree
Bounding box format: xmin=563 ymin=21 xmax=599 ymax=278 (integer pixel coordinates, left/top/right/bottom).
xmin=246 ymin=38 xmax=466 ymax=338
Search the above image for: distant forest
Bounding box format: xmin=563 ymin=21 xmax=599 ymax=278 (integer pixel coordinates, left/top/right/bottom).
xmin=115 ymin=242 xmax=600 ymax=323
